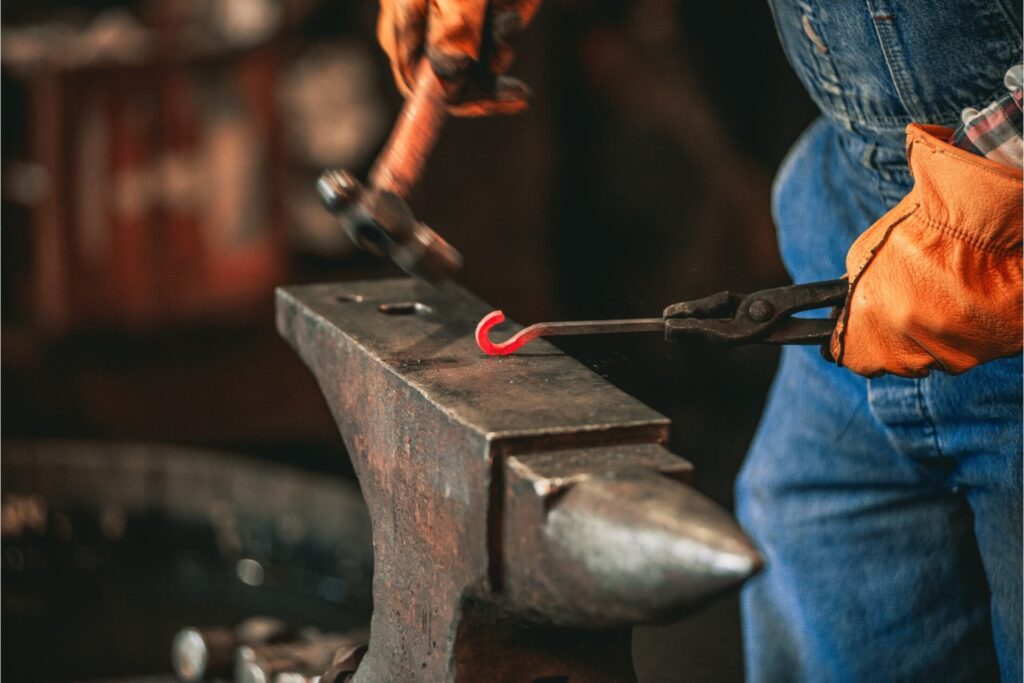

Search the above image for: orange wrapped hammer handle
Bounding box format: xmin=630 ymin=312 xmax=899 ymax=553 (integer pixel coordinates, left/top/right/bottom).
xmin=369 ymin=60 xmax=450 ymax=198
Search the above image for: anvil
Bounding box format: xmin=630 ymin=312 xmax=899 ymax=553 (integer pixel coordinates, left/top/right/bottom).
xmin=276 ymin=279 xmax=762 ymax=682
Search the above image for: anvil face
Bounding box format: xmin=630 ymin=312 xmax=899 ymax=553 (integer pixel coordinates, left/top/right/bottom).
xmin=276 ymin=279 xmax=760 ymax=682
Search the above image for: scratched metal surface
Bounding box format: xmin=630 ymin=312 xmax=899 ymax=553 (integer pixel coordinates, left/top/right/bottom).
xmin=276 ymin=279 xmax=670 ymax=447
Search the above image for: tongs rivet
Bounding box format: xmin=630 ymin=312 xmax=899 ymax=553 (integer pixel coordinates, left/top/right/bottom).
xmin=748 ymin=300 xmax=774 ymax=322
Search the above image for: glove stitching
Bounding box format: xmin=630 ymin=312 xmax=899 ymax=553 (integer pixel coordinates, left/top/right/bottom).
xmin=917 ymin=214 xmax=1023 ymax=254
xmin=835 ymin=204 xmax=919 ymax=368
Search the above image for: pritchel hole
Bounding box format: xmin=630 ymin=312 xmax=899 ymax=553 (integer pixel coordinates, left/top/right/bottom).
xmin=336 ymin=294 xmax=366 ymax=303
xmin=378 ymin=302 xmax=433 ymax=316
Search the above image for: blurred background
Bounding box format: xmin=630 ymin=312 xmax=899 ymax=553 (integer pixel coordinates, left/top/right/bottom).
xmin=1 ymin=0 xmax=817 ymax=680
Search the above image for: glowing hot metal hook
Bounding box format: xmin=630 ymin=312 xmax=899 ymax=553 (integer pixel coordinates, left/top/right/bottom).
xmin=475 ymin=311 xmax=546 ymax=356
xmin=475 ymin=310 xmax=667 ymax=356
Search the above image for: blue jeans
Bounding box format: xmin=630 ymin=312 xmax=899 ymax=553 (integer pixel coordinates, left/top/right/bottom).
xmin=738 ymin=2 xmax=1023 ymax=680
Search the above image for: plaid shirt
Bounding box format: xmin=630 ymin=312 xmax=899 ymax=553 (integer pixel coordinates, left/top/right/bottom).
xmin=948 ymin=63 xmax=1023 ymax=169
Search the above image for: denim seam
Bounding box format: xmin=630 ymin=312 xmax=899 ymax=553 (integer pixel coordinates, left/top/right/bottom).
xmin=864 ymin=144 xmax=903 ymax=209
xmin=798 ymin=4 xmax=854 ymax=125
xmin=913 ymin=377 xmax=945 ymax=463
xmin=865 ymin=1 xmax=929 ymax=122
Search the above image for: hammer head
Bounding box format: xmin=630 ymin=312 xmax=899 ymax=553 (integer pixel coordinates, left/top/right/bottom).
xmin=317 ymin=170 xmax=463 ymax=284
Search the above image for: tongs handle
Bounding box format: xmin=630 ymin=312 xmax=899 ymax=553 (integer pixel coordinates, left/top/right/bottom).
xmin=664 ymin=278 xmax=848 ymax=345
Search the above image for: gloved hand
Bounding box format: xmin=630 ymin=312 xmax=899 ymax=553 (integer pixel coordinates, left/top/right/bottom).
xmin=377 ymin=0 xmax=541 ymax=116
xmin=829 ymin=123 xmax=1023 ymax=378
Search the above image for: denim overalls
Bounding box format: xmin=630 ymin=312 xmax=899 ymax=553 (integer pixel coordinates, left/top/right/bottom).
xmin=736 ymin=2 xmax=1023 ymax=680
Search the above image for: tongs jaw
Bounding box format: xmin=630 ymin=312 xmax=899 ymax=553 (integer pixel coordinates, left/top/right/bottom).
xmin=663 ymin=279 xmax=849 ymax=345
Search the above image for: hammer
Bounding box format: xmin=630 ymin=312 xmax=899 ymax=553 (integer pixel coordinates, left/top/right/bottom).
xmin=317 ymin=61 xmax=463 ymax=283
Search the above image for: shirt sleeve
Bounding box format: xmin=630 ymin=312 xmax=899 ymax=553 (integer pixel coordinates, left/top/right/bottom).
xmin=947 ymin=63 xmax=1023 ymax=169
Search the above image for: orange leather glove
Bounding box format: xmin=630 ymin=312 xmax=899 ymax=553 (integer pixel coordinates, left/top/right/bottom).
xmin=377 ymin=0 xmax=541 ymax=116
xmin=829 ymin=123 xmax=1023 ymax=378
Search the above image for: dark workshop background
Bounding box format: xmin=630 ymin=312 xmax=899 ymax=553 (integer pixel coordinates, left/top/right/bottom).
xmin=1 ymin=0 xmax=817 ymax=680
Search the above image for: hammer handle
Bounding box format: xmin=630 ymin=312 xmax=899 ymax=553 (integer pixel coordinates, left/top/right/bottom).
xmin=369 ymin=60 xmax=449 ymax=198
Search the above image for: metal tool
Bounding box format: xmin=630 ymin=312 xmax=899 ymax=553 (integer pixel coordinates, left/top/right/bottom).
xmin=317 ymin=644 xmax=367 ymax=683
xmin=235 ymin=632 xmax=367 ymax=683
xmin=172 ymin=617 xmax=293 ymax=682
xmin=476 ymin=278 xmax=849 ymax=355
xmin=317 ymin=61 xmax=463 ymax=283
xmin=172 ymin=627 xmax=236 ymax=683
xmin=277 ymin=279 xmax=762 ymax=682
